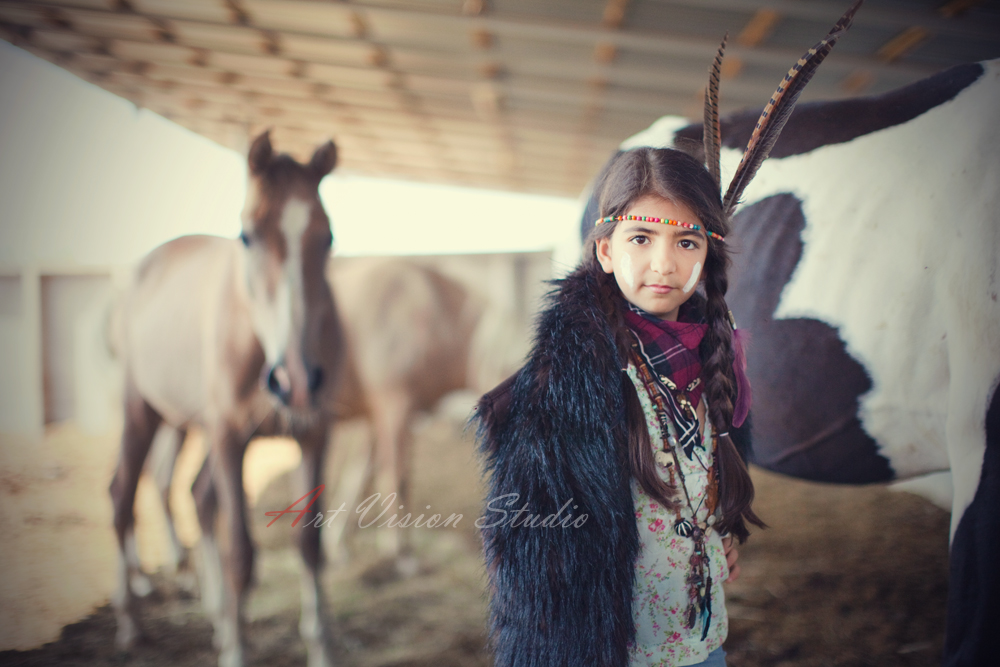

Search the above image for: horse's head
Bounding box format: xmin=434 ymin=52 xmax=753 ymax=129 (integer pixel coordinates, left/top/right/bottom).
xmin=239 ymin=131 xmax=340 ymax=415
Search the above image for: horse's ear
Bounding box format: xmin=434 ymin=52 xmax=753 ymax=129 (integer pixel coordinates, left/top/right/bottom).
xmin=309 ymin=140 xmax=338 ymax=179
xmin=248 ymin=130 xmax=273 ymax=176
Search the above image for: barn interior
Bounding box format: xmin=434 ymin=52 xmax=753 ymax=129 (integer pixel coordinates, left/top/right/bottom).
xmin=1 ymin=1 xmax=997 ymax=666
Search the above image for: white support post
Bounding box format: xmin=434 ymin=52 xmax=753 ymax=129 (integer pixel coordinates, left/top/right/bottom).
xmin=22 ymin=266 xmax=44 ymax=437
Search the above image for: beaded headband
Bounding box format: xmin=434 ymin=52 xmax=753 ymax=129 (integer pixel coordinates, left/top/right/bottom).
xmin=595 ymin=214 xmax=726 ymax=243
xmin=592 ymin=1 xmax=860 ymax=247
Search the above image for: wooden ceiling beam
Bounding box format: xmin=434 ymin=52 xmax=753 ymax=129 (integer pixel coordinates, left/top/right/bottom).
xmin=85 ymin=72 xmax=621 ymax=155
xmin=602 ymin=0 xmax=631 ymax=29
xmin=6 ymin=25 xmax=800 ymax=126
xmin=53 ymin=49 xmax=661 ymax=139
xmin=15 ymin=19 xmax=825 ymax=113
xmin=3 ymin=0 xmax=944 ymax=81
xmin=126 ymin=91 xmax=619 ymax=160
xmin=2 ymin=5 xmax=951 ymax=136
xmin=736 ymin=8 xmax=781 ymax=48
xmin=877 ymin=27 xmax=932 ymax=64
xmin=180 ymin=121 xmax=595 ymax=190
xmin=146 ymin=102 xmax=613 ymax=167
xmin=644 ymin=0 xmax=1000 ymax=41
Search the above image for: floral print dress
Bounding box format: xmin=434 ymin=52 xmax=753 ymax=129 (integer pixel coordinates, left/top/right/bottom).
xmin=626 ymin=365 xmax=730 ymax=667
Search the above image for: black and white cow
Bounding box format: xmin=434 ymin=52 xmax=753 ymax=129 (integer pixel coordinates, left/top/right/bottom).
xmin=583 ymin=60 xmax=999 ymax=667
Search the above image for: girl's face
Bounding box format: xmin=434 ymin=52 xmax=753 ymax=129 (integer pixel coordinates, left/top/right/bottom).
xmin=595 ymin=193 xmax=709 ymax=321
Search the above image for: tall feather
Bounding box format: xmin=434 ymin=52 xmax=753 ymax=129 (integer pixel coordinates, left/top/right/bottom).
xmin=722 ymin=0 xmax=864 ymax=217
xmin=703 ymin=34 xmax=727 ymax=190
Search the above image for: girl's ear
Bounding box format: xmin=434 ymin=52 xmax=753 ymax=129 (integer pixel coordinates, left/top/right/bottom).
xmin=595 ymin=237 xmax=615 ymax=274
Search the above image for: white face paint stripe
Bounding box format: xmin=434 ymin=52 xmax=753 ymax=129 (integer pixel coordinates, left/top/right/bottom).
xmin=682 ymin=261 xmax=701 ymax=294
xmin=620 ymin=252 xmax=636 ymax=289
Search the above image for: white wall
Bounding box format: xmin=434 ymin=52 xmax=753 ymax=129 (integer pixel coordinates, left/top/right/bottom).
xmin=0 ymin=274 xmax=41 ymax=434
xmin=40 ymin=274 xmax=117 ymax=431
xmin=0 ymin=43 xmax=246 ymax=270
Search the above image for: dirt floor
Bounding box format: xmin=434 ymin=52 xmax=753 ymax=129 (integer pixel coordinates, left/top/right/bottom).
xmin=0 ymin=408 xmax=950 ymax=667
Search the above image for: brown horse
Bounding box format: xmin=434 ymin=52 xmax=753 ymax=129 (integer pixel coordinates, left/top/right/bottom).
xmin=136 ymin=258 xmax=527 ymax=579
xmin=323 ymin=258 xmax=525 ymax=569
xmin=108 ymin=131 xmax=342 ymax=667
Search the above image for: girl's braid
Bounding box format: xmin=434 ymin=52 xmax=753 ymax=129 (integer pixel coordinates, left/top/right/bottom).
xmin=701 ymin=246 xmax=764 ymax=542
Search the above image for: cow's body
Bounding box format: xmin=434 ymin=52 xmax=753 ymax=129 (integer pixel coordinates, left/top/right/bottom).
xmin=584 ymin=60 xmax=1000 ymax=666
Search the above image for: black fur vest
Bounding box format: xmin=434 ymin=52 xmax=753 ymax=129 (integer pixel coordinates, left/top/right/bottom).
xmin=474 ymin=266 xmax=640 ymax=667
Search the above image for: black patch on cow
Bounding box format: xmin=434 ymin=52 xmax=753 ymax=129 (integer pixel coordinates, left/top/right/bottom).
xmin=674 ymin=62 xmax=985 ymax=161
xmin=727 ymin=194 xmax=894 ymax=484
xmin=944 ymin=380 xmax=1000 ymax=666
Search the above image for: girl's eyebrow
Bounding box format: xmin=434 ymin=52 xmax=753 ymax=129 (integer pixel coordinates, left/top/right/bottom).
xmin=673 ymin=228 xmax=708 ymax=240
xmin=623 ymin=224 xmax=708 ymax=240
xmin=622 ymin=225 xmax=659 ymax=234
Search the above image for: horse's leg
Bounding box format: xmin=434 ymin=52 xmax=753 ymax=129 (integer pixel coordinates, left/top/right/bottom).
xmin=192 ymin=452 xmax=224 ymax=644
xmin=297 ymin=423 xmax=335 ymax=667
xmin=208 ymin=425 xmax=253 ymax=667
xmin=109 ymin=378 xmax=163 ymax=649
xmin=122 ymin=427 xmax=183 ymax=600
xmin=370 ymin=390 xmax=416 ymax=573
xmin=148 ymin=424 xmax=194 ymax=587
xmin=321 ymin=428 xmax=374 ymax=565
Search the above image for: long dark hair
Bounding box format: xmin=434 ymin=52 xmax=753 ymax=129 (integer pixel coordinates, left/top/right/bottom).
xmin=583 ymin=146 xmax=763 ymax=542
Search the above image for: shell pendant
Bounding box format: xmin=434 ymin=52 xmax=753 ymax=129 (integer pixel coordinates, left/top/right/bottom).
xmin=655 ymin=450 xmax=673 ymax=467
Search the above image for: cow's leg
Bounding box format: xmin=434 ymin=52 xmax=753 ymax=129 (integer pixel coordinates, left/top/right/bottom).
xmin=296 ymin=423 xmax=335 ymax=667
xmin=109 ymin=378 xmax=163 ymax=649
xmin=943 ymin=381 xmax=1000 ymax=666
xmin=369 ymin=390 xmax=416 ymax=574
xmin=148 ymin=424 xmax=194 ymax=588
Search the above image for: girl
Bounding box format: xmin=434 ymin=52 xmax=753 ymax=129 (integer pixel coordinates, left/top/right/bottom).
xmin=474 ymin=5 xmax=861 ymax=667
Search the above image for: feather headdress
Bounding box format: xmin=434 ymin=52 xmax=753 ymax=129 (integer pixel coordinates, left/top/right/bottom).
xmin=699 ymin=0 xmax=862 ymax=427
xmin=705 ymin=0 xmax=864 ymax=218
xmin=702 ymin=34 xmax=727 ymax=191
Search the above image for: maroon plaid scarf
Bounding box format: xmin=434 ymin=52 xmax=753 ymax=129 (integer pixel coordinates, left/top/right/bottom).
xmin=624 ymin=301 xmax=707 ymax=457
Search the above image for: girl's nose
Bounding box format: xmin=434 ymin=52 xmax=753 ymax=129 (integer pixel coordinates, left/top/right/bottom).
xmin=649 ymin=246 xmax=676 ymax=275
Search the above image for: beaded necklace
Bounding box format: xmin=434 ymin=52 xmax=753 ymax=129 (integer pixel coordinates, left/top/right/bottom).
xmin=631 ymin=346 xmax=720 ymax=640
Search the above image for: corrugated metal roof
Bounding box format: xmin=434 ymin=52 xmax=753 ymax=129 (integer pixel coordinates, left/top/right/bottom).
xmin=2 ymin=0 xmax=998 ymax=195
